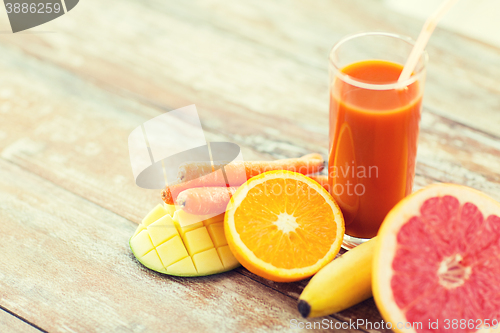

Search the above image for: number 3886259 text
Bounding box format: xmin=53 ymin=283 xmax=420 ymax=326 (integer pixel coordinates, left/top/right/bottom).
xmin=5 ymin=3 xmax=62 ymax=14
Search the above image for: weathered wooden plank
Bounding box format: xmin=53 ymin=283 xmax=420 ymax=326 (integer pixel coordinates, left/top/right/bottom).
xmin=0 ymin=1 xmax=499 ymax=330
xmin=0 ymin=159 xmax=360 ymax=333
xmin=0 ymin=43 xmax=269 ymax=226
xmin=0 ymin=0 xmax=498 ymax=137
xmin=238 ymin=262 xmax=393 ymax=333
xmin=131 ymin=0 xmax=500 ymax=136
xmin=0 ymin=308 xmax=43 ymax=333
xmin=416 ymin=111 xmax=500 ymax=201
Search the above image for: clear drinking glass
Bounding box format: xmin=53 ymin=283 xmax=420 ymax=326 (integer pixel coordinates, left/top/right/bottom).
xmin=328 ymin=32 xmax=428 ymax=249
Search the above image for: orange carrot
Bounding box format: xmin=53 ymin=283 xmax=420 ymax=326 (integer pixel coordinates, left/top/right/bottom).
xmin=307 ymin=175 xmax=330 ymax=193
xmin=162 ymin=154 xmax=324 ymax=205
xmin=175 ymin=177 xmax=330 ymax=215
xmin=161 ymin=171 xmax=235 ymax=205
xmin=176 ymin=187 xmax=238 ymax=215
xmin=178 ymin=153 xmax=324 ymax=181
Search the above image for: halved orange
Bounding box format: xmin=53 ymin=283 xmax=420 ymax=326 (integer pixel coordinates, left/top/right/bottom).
xmin=373 ymin=183 xmax=500 ymax=333
xmin=224 ymin=170 xmax=345 ymax=282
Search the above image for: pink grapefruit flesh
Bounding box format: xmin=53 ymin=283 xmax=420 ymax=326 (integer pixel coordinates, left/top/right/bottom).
xmin=373 ymin=184 xmax=500 ymax=333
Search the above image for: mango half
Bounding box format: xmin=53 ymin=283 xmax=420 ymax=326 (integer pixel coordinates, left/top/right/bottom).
xmin=130 ymin=204 xmax=240 ymax=277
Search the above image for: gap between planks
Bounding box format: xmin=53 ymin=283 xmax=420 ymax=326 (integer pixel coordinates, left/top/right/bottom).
xmin=423 ymin=103 xmax=500 ymax=143
xmin=234 ymin=268 xmax=381 ymax=333
xmin=0 ymin=305 xmax=47 ymax=333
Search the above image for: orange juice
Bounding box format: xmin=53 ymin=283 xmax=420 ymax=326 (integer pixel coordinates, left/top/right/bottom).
xmin=329 ymin=60 xmax=423 ymax=239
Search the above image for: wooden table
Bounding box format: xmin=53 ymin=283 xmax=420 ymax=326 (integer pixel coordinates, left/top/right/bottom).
xmin=1 ymin=1 xmax=499 ymax=332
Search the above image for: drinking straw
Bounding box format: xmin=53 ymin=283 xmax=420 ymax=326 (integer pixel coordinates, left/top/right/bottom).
xmin=398 ymin=0 xmax=460 ymax=82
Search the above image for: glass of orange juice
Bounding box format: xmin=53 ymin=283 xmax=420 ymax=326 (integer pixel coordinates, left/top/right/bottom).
xmin=328 ymin=32 xmax=428 ymax=249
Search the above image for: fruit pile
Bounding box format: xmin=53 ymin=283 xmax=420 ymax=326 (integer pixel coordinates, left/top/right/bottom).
xmin=130 ymin=154 xmax=500 ymax=332
xmin=131 ymin=153 xmax=332 ymax=278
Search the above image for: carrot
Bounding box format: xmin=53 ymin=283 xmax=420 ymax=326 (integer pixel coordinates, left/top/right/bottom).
xmin=174 ymin=176 xmax=330 ymax=215
xmin=162 ymin=153 xmax=324 ymax=205
xmin=161 ymin=170 xmax=236 ymax=205
xmin=176 ymin=187 xmax=238 ymax=215
xmin=178 ymin=153 xmax=324 ymax=181
xmin=307 ymin=175 xmax=330 ymax=193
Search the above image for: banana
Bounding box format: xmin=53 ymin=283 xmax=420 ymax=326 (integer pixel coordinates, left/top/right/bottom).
xmin=297 ymin=237 xmax=376 ymax=318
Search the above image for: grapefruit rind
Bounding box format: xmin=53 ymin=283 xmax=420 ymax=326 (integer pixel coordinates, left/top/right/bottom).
xmin=373 ymin=183 xmax=500 ymax=333
xmin=224 ymin=170 xmax=345 ymax=282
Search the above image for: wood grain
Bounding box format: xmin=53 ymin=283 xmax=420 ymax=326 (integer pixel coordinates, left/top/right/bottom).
xmin=0 ymin=44 xmax=273 ymax=224
xmin=238 ymin=264 xmax=393 ymax=333
xmin=0 ymin=309 xmax=43 ymax=333
xmin=0 ymin=0 xmax=498 ymax=136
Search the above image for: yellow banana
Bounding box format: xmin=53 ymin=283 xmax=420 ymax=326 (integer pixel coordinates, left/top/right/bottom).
xmin=297 ymin=237 xmax=376 ymax=318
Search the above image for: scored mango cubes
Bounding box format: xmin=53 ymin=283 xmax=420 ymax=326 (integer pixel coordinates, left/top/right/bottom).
xmin=130 ymin=204 xmax=240 ymax=277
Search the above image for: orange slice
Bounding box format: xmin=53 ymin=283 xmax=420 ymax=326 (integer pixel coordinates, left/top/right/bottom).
xmin=224 ymin=170 xmax=345 ymax=282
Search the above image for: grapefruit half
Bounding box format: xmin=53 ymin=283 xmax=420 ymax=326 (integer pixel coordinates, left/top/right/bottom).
xmin=373 ymin=183 xmax=500 ymax=333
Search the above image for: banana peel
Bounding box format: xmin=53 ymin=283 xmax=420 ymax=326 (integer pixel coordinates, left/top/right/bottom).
xmin=298 ymin=237 xmax=376 ymax=318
